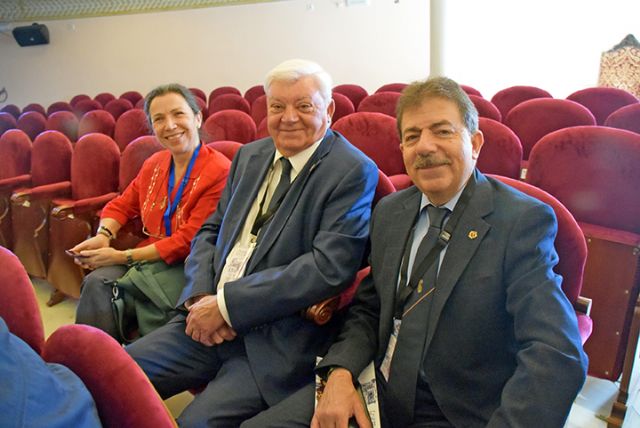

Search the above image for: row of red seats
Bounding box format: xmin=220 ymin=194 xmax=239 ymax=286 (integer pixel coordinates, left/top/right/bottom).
xmin=0 ymin=129 xmax=244 ymax=304
xmin=0 ymin=246 xmax=175 ymax=427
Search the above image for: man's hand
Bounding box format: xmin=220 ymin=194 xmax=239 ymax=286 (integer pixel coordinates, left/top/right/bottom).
xmin=311 ymin=368 xmax=372 ymax=428
xmin=185 ymin=295 xmax=236 ymax=346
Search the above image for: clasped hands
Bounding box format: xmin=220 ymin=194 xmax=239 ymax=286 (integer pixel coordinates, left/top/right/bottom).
xmin=185 ymin=295 xmax=237 ymax=346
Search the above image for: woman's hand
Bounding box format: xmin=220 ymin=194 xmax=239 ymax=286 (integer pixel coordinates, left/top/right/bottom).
xmin=70 ymin=235 xmax=110 ymax=253
xmin=73 ymin=247 xmax=127 ymax=270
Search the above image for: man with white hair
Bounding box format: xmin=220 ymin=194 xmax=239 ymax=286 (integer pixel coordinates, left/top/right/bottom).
xmin=128 ymin=59 xmax=378 ymax=427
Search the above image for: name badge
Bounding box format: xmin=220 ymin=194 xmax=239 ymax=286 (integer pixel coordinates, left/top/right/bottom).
xmin=380 ymin=318 xmax=402 ymax=382
xmin=218 ymin=239 xmax=257 ymax=290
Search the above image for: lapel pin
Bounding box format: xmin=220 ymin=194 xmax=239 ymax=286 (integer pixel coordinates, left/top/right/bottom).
xmin=417 ymin=279 xmax=423 ymax=293
xmin=468 ymin=230 xmax=478 ymax=240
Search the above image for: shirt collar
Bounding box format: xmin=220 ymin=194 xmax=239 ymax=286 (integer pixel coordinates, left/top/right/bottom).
xmin=272 ymin=136 xmax=323 ymax=178
xmin=420 ymin=182 xmax=466 ymax=213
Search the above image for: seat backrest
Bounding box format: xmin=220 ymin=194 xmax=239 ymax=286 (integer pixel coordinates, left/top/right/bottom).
xmin=489 ymin=175 xmax=587 ymax=304
xmin=333 ymin=84 xmax=368 ymax=110
xmin=490 ymin=85 xmax=553 ymax=120
xmin=31 ymin=131 xmax=73 ymax=187
xmin=567 ymin=86 xmax=639 ymax=125
xmin=71 ymin=133 xmax=120 ymax=200
xmin=527 ymin=126 xmax=640 ymax=234
xmin=42 ymin=324 xmax=176 ymax=428
xmin=73 ymin=99 xmax=102 ymax=118
xmin=189 ymin=87 xmax=207 ymax=104
xmin=78 ymin=110 xmax=116 ymax=138
xmin=114 ymin=108 xmax=152 ymax=152
xmin=244 ymin=85 xmax=265 ymax=107
xmin=0 ymin=112 xmax=17 ymax=136
xmin=194 ymin=96 xmax=209 ymax=120
xmin=469 ymin=94 xmax=501 ymax=122
xmin=119 ymin=136 xmax=164 ymax=192
xmin=208 ymin=86 xmax=241 ymax=106
xmin=17 ymin=111 xmax=46 ymax=141
xmin=209 ymin=93 xmax=251 ymax=115
xmin=0 ymin=246 xmax=44 ymax=354
xmin=203 ymin=110 xmax=257 ymax=144
xmin=477 ymin=118 xmax=522 ymax=179
xmin=331 ymin=92 xmax=355 ymax=125
xmin=0 ymin=129 xmax=31 ymax=179
xmin=104 ymin=98 xmax=133 ymax=121
xmin=0 ymin=104 xmax=21 ymax=119
xmin=119 ymin=91 xmax=143 ymax=106
xmin=357 ymin=92 xmax=401 ymax=117
xmin=257 ymin=117 xmax=269 ymax=139
xmin=46 ymin=111 xmax=79 ymax=142
xmin=374 ymin=169 xmax=395 ymax=206
xmin=46 ymin=101 xmax=73 ymax=116
xmin=461 ymin=84 xmax=483 ymax=97
xmin=94 ymin=92 xmax=116 ymax=108
xmin=333 ymin=111 xmax=404 ymax=176
xmin=604 ymin=102 xmax=640 ymax=134
xmin=375 ymin=83 xmax=407 ymax=93
xmin=23 ymin=103 xmax=47 ymax=117
xmin=69 ymin=94 xmax=91 ymax=108
xmin=504 ymin=98 xmax=596 ymax=160
xmin=207 ymin=140 xmax=243 ymax=162
xmin=250 ymin=94 xmax=268 ymax=126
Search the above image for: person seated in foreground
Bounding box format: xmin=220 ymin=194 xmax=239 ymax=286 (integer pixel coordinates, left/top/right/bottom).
xmin=126 ymin=59 xmax=378 ymax=427
xmin=0 ymin=317 xmax=102 ymax=427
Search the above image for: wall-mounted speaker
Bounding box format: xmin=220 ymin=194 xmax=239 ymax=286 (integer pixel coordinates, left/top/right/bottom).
xmin=12 ymin=23 xmax=49 ymax=47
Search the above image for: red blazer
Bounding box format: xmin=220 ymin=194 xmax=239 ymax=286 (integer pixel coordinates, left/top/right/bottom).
xmin=101 ymin=144 xmax=230 ymax=264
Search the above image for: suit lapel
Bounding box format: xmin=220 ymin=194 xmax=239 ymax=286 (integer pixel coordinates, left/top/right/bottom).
xmin=424 ymin=172 xmax=494 ymax=354
xmin=378 ymin=188 xmax=422 ymax=349
xmin=217 ymin=147 xmax=273 ymax=274
xmin=246 ymin=131 xmax=335 ymax=272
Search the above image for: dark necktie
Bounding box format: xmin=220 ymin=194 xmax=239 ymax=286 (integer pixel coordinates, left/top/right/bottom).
xmin=267 ymin=157 xmax=292 ymax=213
xmin=386 ymin=205 xmax=449 ymax=427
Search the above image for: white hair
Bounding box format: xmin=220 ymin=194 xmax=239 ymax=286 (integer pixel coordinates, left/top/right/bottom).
xmin=264 ymin=59 xmax=333 ymax=105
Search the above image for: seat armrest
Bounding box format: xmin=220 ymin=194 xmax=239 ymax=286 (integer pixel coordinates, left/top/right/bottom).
xmin=574 ymin=295 xmax=592 ymax=317
xmin=303 ymin=296 xmax=340 ymax=326
xmin=0 ymin=174 xmax=31 ymax=192
xmin=11 ymin=181 xmax=72 ymax=205
xmin=51 ymin=192 xmax=119 ymax=218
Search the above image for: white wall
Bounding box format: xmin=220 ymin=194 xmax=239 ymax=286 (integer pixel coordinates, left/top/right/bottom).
xmin=1 ymin=0 xmax=639 ymax=110
xmin=0 ymin=0 xmax=429 ymax=108
xmin=441 ymin=0 xmax=640 ymax=99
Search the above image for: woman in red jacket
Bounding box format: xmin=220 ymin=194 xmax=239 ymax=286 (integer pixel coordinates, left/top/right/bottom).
xmin=72 ymin=83 xmax=230 ymax=340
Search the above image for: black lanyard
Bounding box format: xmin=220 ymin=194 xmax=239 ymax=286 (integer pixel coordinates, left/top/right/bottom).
xmin=250 ymin=165 xmax=291 ymax=238
xmin=393 ymin=174 xmax=477 ymax=319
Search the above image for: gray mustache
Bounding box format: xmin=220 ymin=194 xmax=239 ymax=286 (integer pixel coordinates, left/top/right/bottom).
xmin=413 ymin=155 xmax=451 ymax=169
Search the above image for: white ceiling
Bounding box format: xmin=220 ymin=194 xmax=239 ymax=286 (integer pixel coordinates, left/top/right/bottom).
xmin=0 ymin=0 xmax=281 ymax=23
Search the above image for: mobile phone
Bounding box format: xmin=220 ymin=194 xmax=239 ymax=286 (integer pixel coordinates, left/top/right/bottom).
xmin=65 ymin=249 xmax=87 ymax=259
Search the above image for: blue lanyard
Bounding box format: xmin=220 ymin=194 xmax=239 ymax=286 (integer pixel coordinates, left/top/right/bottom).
xmin=163 ymin=143 xmax=201 ymax=237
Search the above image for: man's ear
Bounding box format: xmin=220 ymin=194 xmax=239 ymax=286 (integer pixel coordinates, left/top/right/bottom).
xmin=471 ymin=130 xmax=484 ymax=160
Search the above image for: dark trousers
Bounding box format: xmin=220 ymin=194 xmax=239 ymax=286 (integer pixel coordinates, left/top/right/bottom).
xmin=75 ymin=264 xmax=129 ymax=340
xmin=126 ymin=315 xmax=313 ymax=428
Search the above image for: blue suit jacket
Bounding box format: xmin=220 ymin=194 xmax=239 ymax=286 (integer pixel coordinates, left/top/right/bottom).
xmin=318 ymin=171 xmax=588 ymax=427
xmin=179 ymin=129 xmax=378 ymax=405
xmin=0 ymin=318 xmax=102 ymax=428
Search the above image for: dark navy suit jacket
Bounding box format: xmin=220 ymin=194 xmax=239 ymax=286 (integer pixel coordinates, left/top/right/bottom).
xmin=318 ymin=171 xmax=588 ymax=427
xmin=179 ymin=129 xmax=378 ymax=405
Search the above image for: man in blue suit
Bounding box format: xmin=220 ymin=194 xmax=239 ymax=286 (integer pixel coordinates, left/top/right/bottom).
xmin=127 ymin=59 xmax=378 ymax=427
xmin=0 ymin=317 xmax=102 ymax=428
xmin=311 ymin=77 xmax=588 ymax=427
